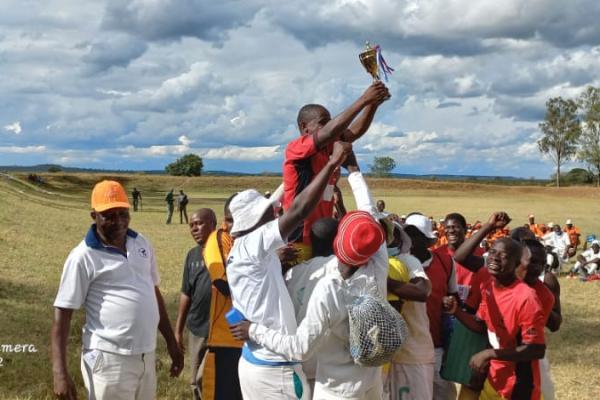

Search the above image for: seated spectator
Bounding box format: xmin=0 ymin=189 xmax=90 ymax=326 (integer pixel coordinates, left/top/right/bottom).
xmin=571 ymin=240 xmax=600 ymax=277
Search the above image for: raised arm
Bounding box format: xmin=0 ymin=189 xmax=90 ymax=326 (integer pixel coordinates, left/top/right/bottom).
xmin=278 ymin=141 xmax=351 ymax=240
xmin=454 ymin=212 xmax=511 ymax=271
xmin=342 ymin=103 xmax=380 ymax=143
xmin=314 ymin=83 xmax=388 ymax=149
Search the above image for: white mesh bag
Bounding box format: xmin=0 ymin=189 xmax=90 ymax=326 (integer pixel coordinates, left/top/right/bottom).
xmin=348 ymin=294 xmax=409 ymax=366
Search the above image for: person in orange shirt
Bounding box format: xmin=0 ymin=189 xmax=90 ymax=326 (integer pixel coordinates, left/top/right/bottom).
xmin=201 ymin=196 xmax=244 ymax=400
xmin=528 ymin=214 xmax=544 ymax=238
xmin=563 ymin=219 xmax=581 ymax=250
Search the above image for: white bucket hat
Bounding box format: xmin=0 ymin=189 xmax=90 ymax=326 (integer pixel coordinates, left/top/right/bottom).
xmin=229 ymin=189 xmax=274 ymax=235
xmin=405 ymin=214 xmax=436 ymax=239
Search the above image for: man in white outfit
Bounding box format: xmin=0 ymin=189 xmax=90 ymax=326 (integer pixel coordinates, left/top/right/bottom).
xmin=226 ymin=142 xmax=351 ymax=400
xmin=231 ymin=162 xmax=390 ymax=399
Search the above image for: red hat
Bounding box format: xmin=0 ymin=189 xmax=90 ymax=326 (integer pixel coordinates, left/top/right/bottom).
xmin=334 ymin=211 xmax=385 ymax=267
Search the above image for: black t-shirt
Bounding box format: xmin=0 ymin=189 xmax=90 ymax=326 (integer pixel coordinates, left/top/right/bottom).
xmin=181 ymin=246 xmax=211 ymax=337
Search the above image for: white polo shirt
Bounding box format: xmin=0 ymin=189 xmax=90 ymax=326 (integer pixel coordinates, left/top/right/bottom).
xmin=227 ymin=219 xmax=297 ymax=363
xmin=54 ymin=225 xmax=160 ymax=355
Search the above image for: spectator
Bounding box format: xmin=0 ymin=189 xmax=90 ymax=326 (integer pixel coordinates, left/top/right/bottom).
xmin=571 ymin=240 xmax=600 ymax=277
xmin=563 ymin=219 xmax=581 ymax=250
xmin=175 ymin=209 xmax=217 ymax=400
xmin=51 ymin=180 xmax=183 ymax=399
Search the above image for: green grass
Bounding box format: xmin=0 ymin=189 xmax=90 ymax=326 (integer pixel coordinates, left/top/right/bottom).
xmin=0 ymin=172 xmax=599 ymax=399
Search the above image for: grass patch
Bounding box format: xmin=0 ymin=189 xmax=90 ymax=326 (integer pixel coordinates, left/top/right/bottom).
xmin=0 ymin=172 xmax=599 ymax=399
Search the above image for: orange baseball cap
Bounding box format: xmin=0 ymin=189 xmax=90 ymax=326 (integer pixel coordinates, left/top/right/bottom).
xmin=91 ymin=180 xmax=130 ymax=212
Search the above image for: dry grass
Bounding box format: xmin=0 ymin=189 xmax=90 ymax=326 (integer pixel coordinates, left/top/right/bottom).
xmin=0 ymin=172 xmax=599 ymax=399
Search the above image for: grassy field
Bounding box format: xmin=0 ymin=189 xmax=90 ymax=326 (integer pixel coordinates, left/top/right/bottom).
xmin=0 ymin=172 xmax=599 ymax=399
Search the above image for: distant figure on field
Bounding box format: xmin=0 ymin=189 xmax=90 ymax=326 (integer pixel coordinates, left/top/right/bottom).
xmin=51 ymin=180 xmax=183 ymax=400
xmin=178 ymin=190 xmax=189 ymax=224
xmin=165 ymin=189 xmax=175 ymax=224
xmin=132 ymin=187 xmax=142 ymax=212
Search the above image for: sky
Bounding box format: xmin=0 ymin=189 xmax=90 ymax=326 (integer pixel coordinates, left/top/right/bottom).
xmin=0 ymin=0 xmax=599 ymax=178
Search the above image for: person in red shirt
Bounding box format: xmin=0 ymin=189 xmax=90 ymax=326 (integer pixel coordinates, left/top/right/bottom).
xmin=404 ymin=213 xmax=458 ymax=400
xmin=283 ymin=82 xmax=389 ymax=245
xmin=437 ymin=213 xmax=490 ymax=399
xmin=447 ymin=214 xmax=547 ymax=400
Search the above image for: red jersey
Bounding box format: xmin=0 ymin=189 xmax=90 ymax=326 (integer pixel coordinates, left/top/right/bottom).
xmin=477 ymin=279 xmax=546 ymax=400
xmin=438 ymin=244 xmax=490 ymax=312
xmin=283 ymin=134 xmax=336 ymax=244
xmin=426 ymin=248 xmax=457 ymax=347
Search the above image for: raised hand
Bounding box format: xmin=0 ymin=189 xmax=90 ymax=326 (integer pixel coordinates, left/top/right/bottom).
xmin=487 ymin=212 xmax=511 ymax=230
xmin=330 ymin=141 xmax=353 ymax=168
xmin=361 ymin=81 xmax=389 ymax=105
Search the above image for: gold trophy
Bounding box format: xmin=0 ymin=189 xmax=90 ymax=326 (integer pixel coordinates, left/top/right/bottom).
xmin=359 ymin=42 xmax=381 ymax=81
xmin=359 ymin=41 xmax=392 ymax=99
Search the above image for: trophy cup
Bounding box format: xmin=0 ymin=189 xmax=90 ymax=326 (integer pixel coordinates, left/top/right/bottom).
xmin=359 ymin=41 xmax=393 ymax=99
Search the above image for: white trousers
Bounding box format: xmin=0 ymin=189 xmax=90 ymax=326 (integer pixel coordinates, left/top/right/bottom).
xmin=433 ymin=347 xmax=457 ymax=400
xmin=385 ymin=363 xmax=434 ymax=400
xmin=81 ymin=349 xmax=156 ymax=400
xmin=540 ymin=355 xmax=555 ymax=400
xmin=238 ymin=356 xmax=311 ymax=400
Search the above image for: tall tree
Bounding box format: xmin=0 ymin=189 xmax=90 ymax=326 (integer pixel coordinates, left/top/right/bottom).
xmin=577 ymin=86 xmax=600 ymax=186
xmin=369 ymin=156 xmax=396 ymax=177
xmin=538 ymin=97 xmax=581 ymax=187
xmin=165 ymin=153 xmax=204 ymax=176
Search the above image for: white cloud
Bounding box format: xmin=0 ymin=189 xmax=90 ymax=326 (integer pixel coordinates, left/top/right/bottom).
xmin=4 ymin=121 xmax=21 ymax=134
xmin=0 ymin=145 xmax=45 ymax=153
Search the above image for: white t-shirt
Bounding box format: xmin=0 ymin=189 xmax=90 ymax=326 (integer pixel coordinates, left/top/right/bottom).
xmin=227 ymin=219 xmax=297 ymax=362
xmin=251 ymin=245 xmax=389 ymax=398
xmin=284 ymin=255 xmax=333 ymax=379
xmin=581 ymin=248 xmax=600 ymax=262
xmin=53 ymin=227 xmax=160 ymax=355
xmin=545 ymin=232 xmax=570 ymax=253
xmin=249 ymin=171 xmax=390 ymax=398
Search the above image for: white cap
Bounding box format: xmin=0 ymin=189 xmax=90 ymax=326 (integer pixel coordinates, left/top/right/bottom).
xmin=566 ymin=219 xmax=572 ymax=225
xmin=229 ymin=189 xmax=273 ymax=234
xmin=405 ymin=214 xmax=436 ymax=239
xmin=592 ymin=240 xmax=600 ymax=246
xmin=548 ymin=222 xmax=554 ymax=228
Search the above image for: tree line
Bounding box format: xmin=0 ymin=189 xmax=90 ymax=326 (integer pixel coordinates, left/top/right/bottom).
xmin=538 ymin=86 xmax=600 ymax=187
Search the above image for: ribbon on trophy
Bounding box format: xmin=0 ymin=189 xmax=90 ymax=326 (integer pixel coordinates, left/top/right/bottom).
xmin=374 ymin=45 xmax=394 ymax=82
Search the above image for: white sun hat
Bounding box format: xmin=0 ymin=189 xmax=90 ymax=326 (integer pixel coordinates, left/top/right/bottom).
xmin=405 ymin=214 xmax=436 ymax=239
xmin=229 ymin=189 xmax=274 ymax=235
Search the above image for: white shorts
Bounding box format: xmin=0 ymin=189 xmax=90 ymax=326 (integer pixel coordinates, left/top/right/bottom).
xmin=386 ymin=363 xmax=434 ymax=400
xmin=540 ymin=355 xmax=555 ymax=400
xmin=238 ymin=355 xmax=310 ymax=400
xmin=81 ymin=349 xmax=156 ymax=400
xmin=434 ymin=347 xmax=457 ymax=400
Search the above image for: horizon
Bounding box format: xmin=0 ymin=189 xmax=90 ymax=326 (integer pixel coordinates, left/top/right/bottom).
xmin=1 ymin=1 xmax=599 ymax=178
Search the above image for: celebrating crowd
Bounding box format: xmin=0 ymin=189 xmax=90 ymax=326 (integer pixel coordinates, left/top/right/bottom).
xmin=51 ymin=82 xmax=589 ymax=400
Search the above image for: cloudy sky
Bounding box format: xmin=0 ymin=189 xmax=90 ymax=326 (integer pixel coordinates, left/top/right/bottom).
xmin=1 ymin=0 xmax=599 ymax=178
